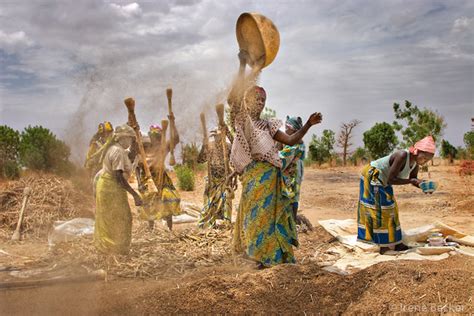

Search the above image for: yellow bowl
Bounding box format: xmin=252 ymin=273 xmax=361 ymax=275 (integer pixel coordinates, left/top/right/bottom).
xmin=236 ymin=12 xmax=280 ymax=69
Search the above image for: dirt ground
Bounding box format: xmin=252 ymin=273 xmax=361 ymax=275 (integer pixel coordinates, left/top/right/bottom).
xmin=0 ymin=163 xmax=473 ymax=314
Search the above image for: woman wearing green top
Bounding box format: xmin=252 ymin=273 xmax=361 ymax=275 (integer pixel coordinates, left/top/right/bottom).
xmin=357 ymin=136 xmax=435 ymax=253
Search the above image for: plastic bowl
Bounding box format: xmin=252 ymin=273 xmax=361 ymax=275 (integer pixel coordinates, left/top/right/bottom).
xmin=420 ymin=180 xmax=437 ymax=194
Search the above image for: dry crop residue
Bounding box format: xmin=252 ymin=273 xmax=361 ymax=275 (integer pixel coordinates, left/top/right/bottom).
xmin=0 ymin=174 xmax=93 ymax=239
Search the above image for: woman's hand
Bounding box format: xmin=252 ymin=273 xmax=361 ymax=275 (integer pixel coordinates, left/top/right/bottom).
xmin=307 ymin=112 xmax=323 ymax=126
xmin=274 ymin=112 xmax=322 ymax=146
xmin=410 ymin=178 xmax=423 ymax=187
xmin=226 ymin=171 xmax=239 ymax=190
xmin=238 ymin=50 xmax=249 ymax=66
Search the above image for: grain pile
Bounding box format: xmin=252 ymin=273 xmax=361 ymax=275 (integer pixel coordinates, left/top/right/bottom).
xmin=0 ymin=174 xmax=93 ymax=239
xmin=104 ymin=253 xmax=473 ymax=315
xmin=49 ymin=225 xmax=236 ymax=279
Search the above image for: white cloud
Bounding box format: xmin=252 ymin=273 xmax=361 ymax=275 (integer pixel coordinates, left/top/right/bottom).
xmin=136 ymin=23 xmax=177 ymax=36
xmin=0 ymin=30 xmax=33 ymax=53
xmin=452 ymin=16 xmax=473 ymax=33
xmin=110 ymin=2 xmax=142 ymax=18
xmin=0 ymin=0 xmax=473 ymax=162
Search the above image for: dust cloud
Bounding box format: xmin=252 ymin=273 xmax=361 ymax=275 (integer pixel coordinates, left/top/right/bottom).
xmin=63 ymin=54 xmax=236 ymax=164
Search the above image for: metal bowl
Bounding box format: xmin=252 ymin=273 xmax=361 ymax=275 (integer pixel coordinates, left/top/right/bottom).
xmin=427 ymin=237 xmax=445 ymax=246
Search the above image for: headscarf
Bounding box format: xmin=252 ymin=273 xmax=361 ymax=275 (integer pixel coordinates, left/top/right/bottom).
xmin=409 ymin=135 xmax=436 ymax=155
xmin=148 ymin=124 xmax=162 ymax=145
xmin=98 ymin=121 xmax=113 ymax=134
xmin=243 ymin=86 xmax=266 ymax=120
xmin=95 ymin=124 xmax=134 ymax=166
xmin=114 ymin=124 xmax=136 ymax=140
xmin=285 ymin=116 xmax=303 ymax=131
xmin=149 ymin=124 xmax=162 ymax=135
xmin=98 ymin=123 xmax=105 ymax=134
xmin=103 ymin=121 xmax=113 ymax=132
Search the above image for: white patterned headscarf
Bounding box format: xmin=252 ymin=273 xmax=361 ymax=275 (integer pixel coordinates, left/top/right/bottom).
xmin=114 ymin=124 xmax=135 ymax=140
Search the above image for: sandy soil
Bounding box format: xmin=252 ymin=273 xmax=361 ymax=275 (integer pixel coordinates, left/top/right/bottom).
xmin=0 ymin=163 xmax=473 ymax=314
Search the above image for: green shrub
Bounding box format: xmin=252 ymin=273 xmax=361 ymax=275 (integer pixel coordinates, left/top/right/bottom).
xmin=174 ymin=164 xmax=195 ymax=191
xmin=2 ymin=160 xmax=20 ymax=179
xmin=333 ymin=154 xmax=343 ymax=166
xmin=19 ymin=125 xmax=73 ymax=175
xmin=195 ymin=162 xmax=207 ymax=172
xmin=308 ymin=129 xmax=335 ymax=165
xmin=0 ymin=125 xmax=21 ymax=179
xmin=181 ymin=143 xmax=200 ymax=170
xmin=464 ymin=131 xmax=474 ymax=159
xmin=303 ymin=158 xmax=314 ymax=168
xmin=349 ymin=147 xmax=369 ymax=166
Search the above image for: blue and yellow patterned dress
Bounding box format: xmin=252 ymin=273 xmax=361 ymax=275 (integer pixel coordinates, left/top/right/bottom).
xmin=357 ymin=150 xmax=416 ymax=247
xmin=233 ymin=161 xmax=298 ymax=266
xmin=231 ymin=116 xmax=299 ymax=266
xmin=280 ymin=143 xmax=306 ymax=210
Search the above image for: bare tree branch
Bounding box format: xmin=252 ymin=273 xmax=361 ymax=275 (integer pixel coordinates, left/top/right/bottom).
xmin=337 ymin=119 xmax=361 ymax=166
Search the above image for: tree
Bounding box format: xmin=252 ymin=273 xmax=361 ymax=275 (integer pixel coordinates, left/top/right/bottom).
xmin=440 ymin=139 xmax=458 ymax=164
xmin=464 ymin=131 xmax=474 ymax=158
xmin=363 ymin=122 xmax=398 ymax=159
xmin=349 ymin=147 xmax=369 ymax=166
xmin=337 ymin=119 xmax=361 ymax=166
xmin=19 ymin=126 xmax=73 ymax=174
xmin=309 ymin=129 xmax=335 ymax=165
xmin=0 ymin=125 xmax=21 ymax=179
xmin=392 ymin=100 xmax=446 ymax=148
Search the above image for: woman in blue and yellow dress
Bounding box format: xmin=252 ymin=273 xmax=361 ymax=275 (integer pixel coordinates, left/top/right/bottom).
xmin=357 ymin=135 xmax=436 ymax=253
xmin=279 ymin=116 xmax=306 ymax=223
xmin=229 ymin=51 xmax=322 ymax=267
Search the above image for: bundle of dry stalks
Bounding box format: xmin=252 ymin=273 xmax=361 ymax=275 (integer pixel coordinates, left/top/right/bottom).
xmin=0 ymin=174 xmax=93 ymax=239
xmin=50 ymin=225 xmax=236 ymax=279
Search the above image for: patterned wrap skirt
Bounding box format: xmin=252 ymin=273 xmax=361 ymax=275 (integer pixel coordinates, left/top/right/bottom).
xmin=139 ymin=171 xmax=181 ymax=221
xmin=199 ymin=176 xmax=232 ymax=227
xmin=94 ymin=172 xmax=132 ymax=254
xmin=357 ymin=164 xmax=402 ymax=247
xmin=233 ymin=161 xmax=298 ymax=266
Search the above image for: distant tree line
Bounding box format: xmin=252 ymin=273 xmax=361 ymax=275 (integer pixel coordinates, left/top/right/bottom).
xmin=0 ymin=125 xmax=73 ymax=179
xmin=307 ymin=100 xmax=473 ymax=166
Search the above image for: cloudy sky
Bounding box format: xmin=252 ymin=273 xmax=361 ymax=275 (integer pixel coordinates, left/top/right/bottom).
xmin=0 ymin=0 xmax=472 ymax=161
